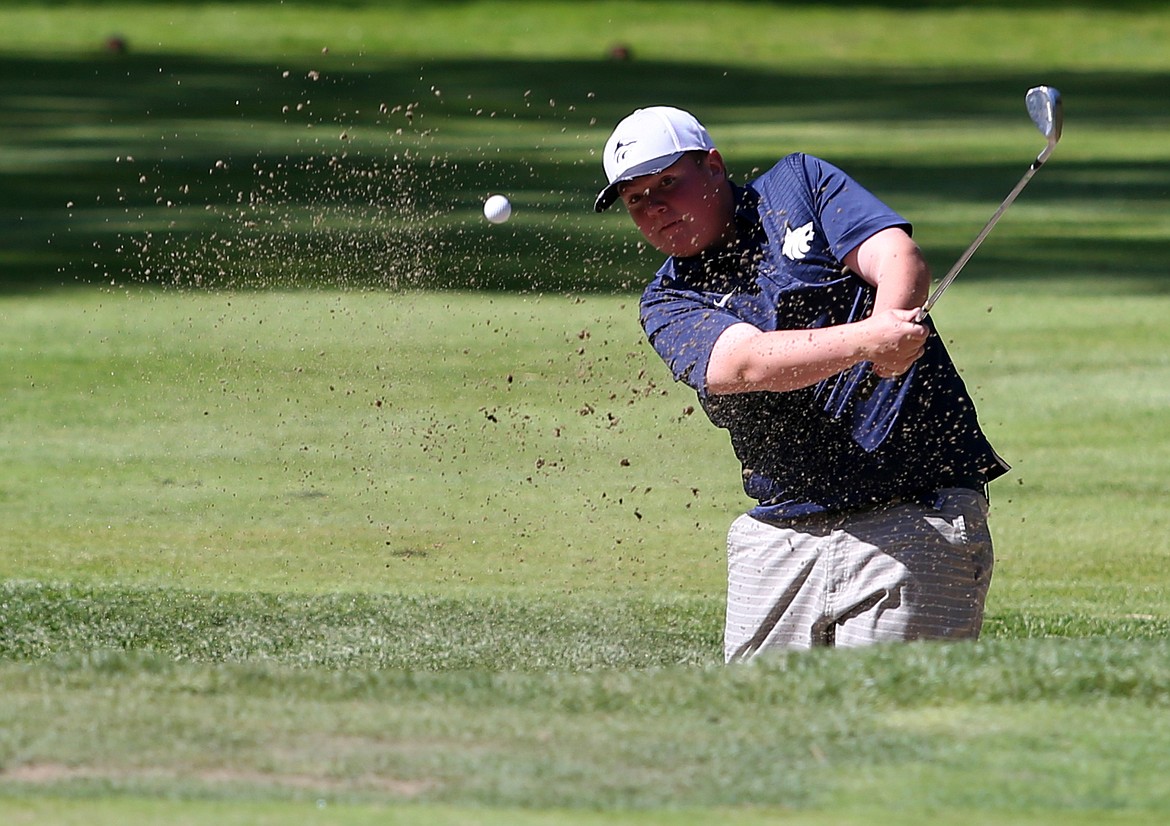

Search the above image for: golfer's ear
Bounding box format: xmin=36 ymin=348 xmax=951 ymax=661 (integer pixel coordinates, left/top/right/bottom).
xmin=703 ymin=149 xmax=728 ymax=179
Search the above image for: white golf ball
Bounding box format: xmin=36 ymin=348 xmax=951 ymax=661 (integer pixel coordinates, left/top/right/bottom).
xmin=483 ymin=194 xmax=512 ymax=224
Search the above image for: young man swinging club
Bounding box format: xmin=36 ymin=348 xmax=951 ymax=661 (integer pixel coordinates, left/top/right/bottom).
xmin=595 ymin=106 xmax=1009 ymax=661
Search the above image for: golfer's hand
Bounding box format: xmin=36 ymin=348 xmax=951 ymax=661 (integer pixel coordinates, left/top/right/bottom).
xmin=866 ymin=308 xmax=928 ymax=378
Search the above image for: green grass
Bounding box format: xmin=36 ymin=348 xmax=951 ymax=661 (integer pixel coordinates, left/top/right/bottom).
xmin=3 ymin=640 xmax=1170 ymax=820
xmin=3 ymin=1 xmax=1170 ymax=823
xmin=1 ymin=289 xmax=738 ymax=596
xmin=5 ymin=289 xmax=1170 ymax=615
xmin=4 ymin=2 xmax=1170 ymax=293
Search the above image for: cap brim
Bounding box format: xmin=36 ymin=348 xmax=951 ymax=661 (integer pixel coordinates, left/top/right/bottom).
xmin=593 ymin=183 xmax=621 ymax=213
xmin=593 ymin=151 xmax=687 ymax=213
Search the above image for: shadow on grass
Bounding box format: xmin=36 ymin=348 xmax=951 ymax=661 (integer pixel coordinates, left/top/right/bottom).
xmin=2 ymin=51 xmax=1168 ymax=294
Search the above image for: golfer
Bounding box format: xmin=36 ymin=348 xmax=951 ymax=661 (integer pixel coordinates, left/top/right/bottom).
xmin=595 ymin=106 xmax=1010 ymax=661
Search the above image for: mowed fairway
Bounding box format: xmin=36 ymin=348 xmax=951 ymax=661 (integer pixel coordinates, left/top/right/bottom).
xmin=3 ymin=2 xmax=1170 ymax=823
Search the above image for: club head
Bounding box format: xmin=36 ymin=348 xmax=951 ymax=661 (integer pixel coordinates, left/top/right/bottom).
xmin=1026 ymin=85 xmax=1063 ymax=147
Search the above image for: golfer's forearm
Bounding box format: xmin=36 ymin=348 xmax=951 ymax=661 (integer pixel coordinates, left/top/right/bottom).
xmin=872 ymin=260 xmax=930 ymax=315
xmin=707 ymin=324 xmax=875 ymax=395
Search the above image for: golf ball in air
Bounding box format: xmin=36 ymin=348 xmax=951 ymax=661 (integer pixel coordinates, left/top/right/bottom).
xmin=483 ymin=194 xmax=512 ymax=224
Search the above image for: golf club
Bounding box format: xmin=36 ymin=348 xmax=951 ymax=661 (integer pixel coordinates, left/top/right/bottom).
xmin=917 ymin=85 xmax=1063 ymax=320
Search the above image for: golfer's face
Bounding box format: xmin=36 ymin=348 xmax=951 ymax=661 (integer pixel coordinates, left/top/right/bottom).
xmin=618 ymin=152 xmax=733 ymax=257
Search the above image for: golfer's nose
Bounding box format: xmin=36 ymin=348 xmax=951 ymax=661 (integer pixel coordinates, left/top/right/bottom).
xmin=645 ymin=191 xmax=669 ymax=211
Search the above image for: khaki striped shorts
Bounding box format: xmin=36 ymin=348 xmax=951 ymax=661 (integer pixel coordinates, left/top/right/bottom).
xmin=724 ymin=488 xmax=994 ymax=662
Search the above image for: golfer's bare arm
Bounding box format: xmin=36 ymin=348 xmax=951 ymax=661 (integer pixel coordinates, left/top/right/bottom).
xmin=705 ymin=227 xmax=931 ymax=395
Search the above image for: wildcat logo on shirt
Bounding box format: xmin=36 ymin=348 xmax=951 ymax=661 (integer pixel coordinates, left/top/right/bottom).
xmin=782 ymin=221 xmax=816 ymax=261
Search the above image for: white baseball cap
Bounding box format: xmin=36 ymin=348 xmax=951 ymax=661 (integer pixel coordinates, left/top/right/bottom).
xmin=594 ymin=106 xmax=715 ymax=212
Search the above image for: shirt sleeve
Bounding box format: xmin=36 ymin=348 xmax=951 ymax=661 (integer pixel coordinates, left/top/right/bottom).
xmin=788 ymin=154 xmax=911 ymax=258
xmin=640 ymin=271 xmax=740 ymax=398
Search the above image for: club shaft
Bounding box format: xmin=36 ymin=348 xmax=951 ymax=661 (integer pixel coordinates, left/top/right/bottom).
xmin=919 ymin=148 xmax=1053 ymax=319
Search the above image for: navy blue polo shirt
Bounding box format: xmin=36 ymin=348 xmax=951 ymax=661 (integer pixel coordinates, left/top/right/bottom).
xmin=640 ymin=153 xmax=1008 ymax=521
